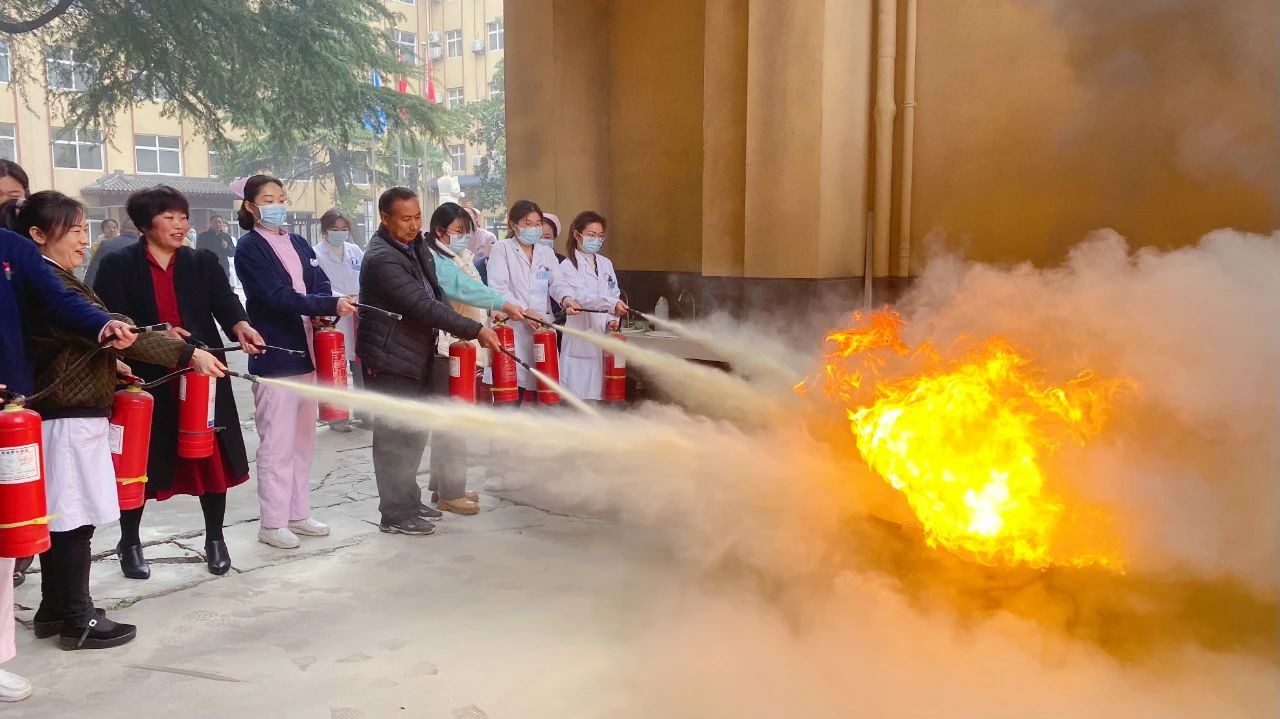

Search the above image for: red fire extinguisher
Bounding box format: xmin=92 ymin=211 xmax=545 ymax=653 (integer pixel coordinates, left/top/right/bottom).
xmin=177 ymin=372 xmax=216 ymax=459
xmin=490 ymin=322 xmax=519 ymax=405
xmin=603 ymin=332 xmax=627 ymax=403
xmin=0 ymin=399 xmax=52 ymax=558
xmin=313 ymin=322 xmax=349 ymax=423
xmin=110 ymin=384 xmax=153 ymax=511
xmin=449 ymin=341 xmax=478 ymax=404
xmin=532 ymin=328 xmax=561 ymax=406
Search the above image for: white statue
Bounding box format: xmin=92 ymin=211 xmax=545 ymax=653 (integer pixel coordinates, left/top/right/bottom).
xmin=438 ymin=160 xmax=461 ymax=206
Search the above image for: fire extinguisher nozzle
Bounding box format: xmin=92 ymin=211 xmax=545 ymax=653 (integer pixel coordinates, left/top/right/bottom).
xmin=128 ymin=323 xmax=172 ymax=334
xmin=227 ymin=371 xmax=261 ymax=384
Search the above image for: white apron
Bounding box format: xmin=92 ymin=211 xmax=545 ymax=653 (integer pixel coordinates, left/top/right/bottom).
xmin=313 ymin=241 xmax=364 ymax=361
xmin=558 ymin=251 xmax=623 ymax=400
xmin=42 ymin=417 xmax=120 ymax=531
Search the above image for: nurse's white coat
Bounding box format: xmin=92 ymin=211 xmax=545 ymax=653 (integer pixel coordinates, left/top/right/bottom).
xmin=485 ymin=238 xmax=575 ymax=390
xmin=558 ymin=250 xmax=623 ymax=400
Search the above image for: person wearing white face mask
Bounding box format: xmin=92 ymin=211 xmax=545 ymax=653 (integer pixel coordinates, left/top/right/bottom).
xmin=484 ymin=199 xmax=581 ymax=403
xmin=559 ymin=211 xmax=628 ymax=400
xmin=314 ymin=209 xmax=366 ymax=431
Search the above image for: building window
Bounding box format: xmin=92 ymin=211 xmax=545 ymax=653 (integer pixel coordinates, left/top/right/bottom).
xmin=393 ymin=147 xmax=417 ymax=185
xmin=447 ymin=87 xmax=464 ymax=109
xmin=52 ymin=127 xmax=104 ymax=170
xmin=208 ymin=150 xmax=221 ymax=177
xmin=448 ymin=144 xmax=466 ymax=174
xmin=135 ymin=134 xmax=182 ymax=175
xmin=0 ymin=40 xmax=11 ymax=84
xmin=487 ymin=19 xmax=504 ymax=51
xmin=283 ymin=149 xmax=313 ymax=181
xmin=446 ymin=30 xmax=463 ymax=59
xmin=390 ymin=29 xmax=418 ymax=65
xmin=346 ymin=151 xmax=371 ymax=185
xmin=488 ymin=81 xmax=503 ymax=100
xmin=46 ymin=47 xmax=89 ymax=92
xmin=0 ymin=123 xmax=15 ymax=162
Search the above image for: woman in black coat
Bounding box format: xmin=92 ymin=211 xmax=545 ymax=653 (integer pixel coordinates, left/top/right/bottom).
xmin=94 ymin=186 xmax=265 ymax=578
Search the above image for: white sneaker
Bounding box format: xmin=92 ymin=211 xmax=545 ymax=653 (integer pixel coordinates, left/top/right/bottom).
xmin=287 ymin=518 xmax=330 ymax=537
xmin=258 ymin=527 xmax=301 ymax=549
xmin=0 ymin=669 xmax=32 ymax=702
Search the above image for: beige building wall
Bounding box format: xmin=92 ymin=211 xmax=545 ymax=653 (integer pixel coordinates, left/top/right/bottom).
xmin=506 ymin=0 xmax=1278 ymax=316
xmin=903 ymin=0 xmax=1278 ymax=272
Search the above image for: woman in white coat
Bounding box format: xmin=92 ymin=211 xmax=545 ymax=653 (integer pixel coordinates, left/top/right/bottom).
xmin=559 ymin=211 xmax=628 ymax=400
xmin=312 ymin=210 xmax=365 ymax=431
xmin=485 ymin=199 xmax=581 ymax=403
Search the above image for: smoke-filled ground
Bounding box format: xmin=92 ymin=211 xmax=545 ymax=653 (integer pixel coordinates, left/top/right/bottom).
xmin=8 ymin=230 xmax=1277 ymax=717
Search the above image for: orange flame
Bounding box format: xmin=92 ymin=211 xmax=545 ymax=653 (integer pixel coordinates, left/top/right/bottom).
xmin=804 ymin=310 xmax=1122 ymax=569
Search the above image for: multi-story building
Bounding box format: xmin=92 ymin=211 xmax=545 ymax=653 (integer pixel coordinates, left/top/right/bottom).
xmin=0 ymin=0 xmax=504 ymax=244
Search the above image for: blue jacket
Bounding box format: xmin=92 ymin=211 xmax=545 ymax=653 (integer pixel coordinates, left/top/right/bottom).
xmin=0 ymin=229 xmax=113 ymax=396
xmin=234 ymin=229 xmax=340 ymax=377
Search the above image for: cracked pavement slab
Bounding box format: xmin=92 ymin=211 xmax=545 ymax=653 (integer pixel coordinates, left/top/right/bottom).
xmin=5 ymin=352 xmax=678 ymax=718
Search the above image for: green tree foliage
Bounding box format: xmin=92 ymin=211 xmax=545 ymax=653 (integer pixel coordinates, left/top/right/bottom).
xmin=2 ymin=0 xmax=443 ymax=205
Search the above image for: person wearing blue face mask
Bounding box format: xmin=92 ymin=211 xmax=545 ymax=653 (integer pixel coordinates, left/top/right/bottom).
xmin=559 ymin=211 xmax=629 ymax=401
xmin=233 ymin=175 xmax=357 ymax=550
xmin=313 ymin=209 xmax=366 ymax=431
xmin=484 ymin=200 xmax=582 ymax=404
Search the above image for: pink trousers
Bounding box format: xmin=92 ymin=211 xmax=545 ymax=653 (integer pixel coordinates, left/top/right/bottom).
xmin=251 ymin=374 xmax=318 ymax=529
xmin=0 ymin=557 xmax=14 ymax=664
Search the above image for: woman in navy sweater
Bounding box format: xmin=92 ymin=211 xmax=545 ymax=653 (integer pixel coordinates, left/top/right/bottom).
xmin=232 ymin=175 xmax=355 ymax=549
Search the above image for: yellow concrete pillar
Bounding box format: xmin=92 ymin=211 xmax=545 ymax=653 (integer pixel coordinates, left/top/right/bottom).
xmin=700 ymin=0 xmax=749 ymax=278
xmin=742 ymin=0 xmax=874 ymax=279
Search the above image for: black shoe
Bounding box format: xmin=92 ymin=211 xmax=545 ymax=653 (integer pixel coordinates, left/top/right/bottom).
xmin=379 ymin=516 xmax=437 ymax=536
xmin=33 ymin=608 xmax=106 ymax=639
xmin=60 ymin=615 xmax=136 ymax=650
xmin=12 ymin=556 xmax=33 ymax=588
xmin=117 ymin=543 xmax=150 ymax=580
xmin=416 ymin=503 xmax=443 ymax=519
xmin=205 ymin=539 xmax=231 ymax=576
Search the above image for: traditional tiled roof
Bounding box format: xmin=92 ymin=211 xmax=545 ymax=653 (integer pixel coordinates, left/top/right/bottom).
xmin=81 ymin=170 xmax=236 ymax=200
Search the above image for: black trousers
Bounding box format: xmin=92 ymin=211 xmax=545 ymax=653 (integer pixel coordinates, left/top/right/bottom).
xmin=35 ymin=524 xmax=96 ymax=626
xmin=364 ymin=368 xmax=434 ymax=524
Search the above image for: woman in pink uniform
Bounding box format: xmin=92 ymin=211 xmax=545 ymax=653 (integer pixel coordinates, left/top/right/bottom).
xmin=232 ymin=175 xmax=356 ymax=549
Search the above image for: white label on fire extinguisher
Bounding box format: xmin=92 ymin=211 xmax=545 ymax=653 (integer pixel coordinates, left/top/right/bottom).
xmin=450 ymin=356 xmax=461 ymax=378
xmin=0 ymin=443 xmax=40 ymax=484
xmin=534 ymin=344 xmax=546 ymax=364
xmin=615 ymin=355 xmax=626 ymax=369
xmin=207 ymin=379 xmax=217 ymax=428
xmin=178 ymin=374 xmax=187 ymax=401
xmin=109 ymin=423 xmax=124 ymax=455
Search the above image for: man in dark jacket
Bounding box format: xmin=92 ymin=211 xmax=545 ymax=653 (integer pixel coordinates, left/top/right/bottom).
xmin=358 ymin=187 xmax=500 ymax=536
xmin=82 ymin=221 xmax=140 ymax=287
xmin=196 ymin=215 xmax=235 ymax=279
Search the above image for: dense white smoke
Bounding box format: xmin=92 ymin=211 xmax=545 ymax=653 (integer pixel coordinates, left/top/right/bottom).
xmin=274 ymin=228 xmax=1278 ymax=717
xmin=899 ymin=229 xmax=1280 ymax=588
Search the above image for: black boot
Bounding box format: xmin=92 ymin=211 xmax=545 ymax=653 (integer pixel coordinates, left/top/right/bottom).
xmin=33 ymin=607 xmax=105 ymax=639
xmin=59 ymin=615 xmax=137 ymax=650
xmin=205 ymin=539 xmax=231 ymax=576
xmin=117 ymin=543 xmax=150 ymax=580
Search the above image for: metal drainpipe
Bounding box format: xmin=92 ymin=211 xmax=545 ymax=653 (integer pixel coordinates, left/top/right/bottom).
xmin=897 ymin=0 xmax=919 ymax=278
xmin=872 ymin=0 xmax=898 ymax=279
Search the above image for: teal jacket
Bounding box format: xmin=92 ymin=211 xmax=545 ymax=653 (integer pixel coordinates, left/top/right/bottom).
xmin=432 ymin=246 xmax=505 ymax=311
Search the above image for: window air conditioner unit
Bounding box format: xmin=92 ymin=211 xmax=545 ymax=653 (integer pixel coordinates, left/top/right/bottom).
xmin=471 ymin=40 xmax=486 ymax=54
xmin=427 ymin=31 xmax=442 ymax=45
xmin=429 ymin=47 xmax=443 ymax=61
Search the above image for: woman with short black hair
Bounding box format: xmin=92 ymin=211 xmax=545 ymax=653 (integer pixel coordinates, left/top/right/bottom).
xmin=1 ymin=190 xmax=224 ymax=650
xmin=94 ymin=185 xmax=266 ymax=579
